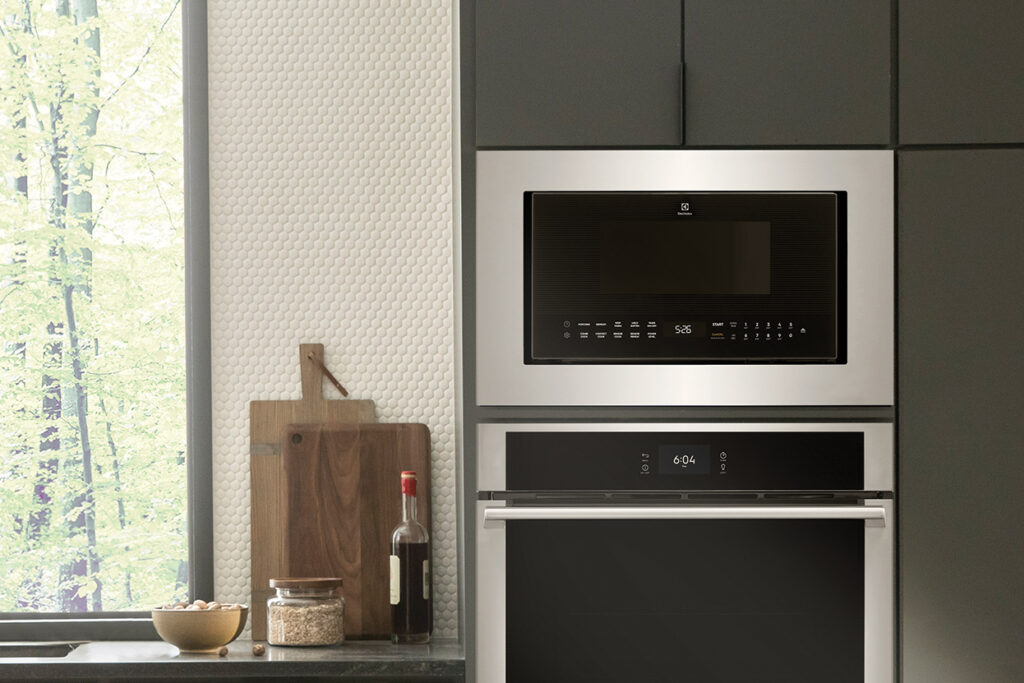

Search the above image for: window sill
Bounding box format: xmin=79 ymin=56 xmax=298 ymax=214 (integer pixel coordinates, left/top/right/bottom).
xmin=0 ymin=639 xmax=464 ymax=681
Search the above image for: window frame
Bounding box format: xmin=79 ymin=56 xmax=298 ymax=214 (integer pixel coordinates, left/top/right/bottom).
xmin=0 ymin=0 xmax=213 ymax=642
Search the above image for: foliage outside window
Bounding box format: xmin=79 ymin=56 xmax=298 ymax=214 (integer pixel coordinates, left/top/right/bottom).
xmin=0 ymin=0 xmax=187 ymax=612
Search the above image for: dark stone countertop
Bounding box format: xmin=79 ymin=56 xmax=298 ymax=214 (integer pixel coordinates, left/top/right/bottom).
xmin=0 ymin=639 xmax=465 ymax=682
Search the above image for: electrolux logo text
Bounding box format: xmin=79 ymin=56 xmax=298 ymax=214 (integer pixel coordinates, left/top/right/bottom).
xmin=677 ymin=201 xmax=693 ymax=216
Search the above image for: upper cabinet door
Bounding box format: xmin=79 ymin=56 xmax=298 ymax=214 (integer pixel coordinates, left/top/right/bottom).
xmin=684 ymin=0 xmax=891 ymax=146
xmin=475 ymin=0 xmax=683 ymax=147
xmin=900 ymin=2 xmax=1024 ymax=144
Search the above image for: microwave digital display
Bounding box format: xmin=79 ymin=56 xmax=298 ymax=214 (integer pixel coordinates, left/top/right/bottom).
xmin=526 ymin=191 xmax=845 ymax=364
xmin=664 ymin=321 xmax=708 ymax=338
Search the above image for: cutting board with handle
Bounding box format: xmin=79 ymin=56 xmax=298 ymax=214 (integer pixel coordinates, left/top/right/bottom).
xmin=249 ymin=343 xmax=376 ymax=640
xmin=281 ymin=422 xmax=431 ymax=639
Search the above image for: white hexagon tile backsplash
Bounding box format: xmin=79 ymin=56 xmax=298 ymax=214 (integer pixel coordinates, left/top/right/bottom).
xmin=206 ymin=0 xmax=456 ymax=637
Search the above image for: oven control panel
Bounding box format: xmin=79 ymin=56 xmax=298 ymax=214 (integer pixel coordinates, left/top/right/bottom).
xmin=507 ymin=431 xmax=865 ymax=491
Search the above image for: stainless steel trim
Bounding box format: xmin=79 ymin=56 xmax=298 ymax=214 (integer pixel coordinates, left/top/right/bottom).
xmin=477 ymin=422 xmax=894 ymax=492
xmin=863 ymin=499 xmax=895 ymax=680
xmin=481 ymin=504 xmax=886 ymax=526
xmin=475 ymin=500 xmax=506 ymax=683
xmin=475 ymin=149 xmax=894 ymax=406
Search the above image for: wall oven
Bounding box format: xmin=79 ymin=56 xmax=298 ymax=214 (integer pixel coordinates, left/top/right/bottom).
xmin=476 ymin=423 xmax=894 ymax=683
xmin=476 ymin=150 xmax=894 ymax=405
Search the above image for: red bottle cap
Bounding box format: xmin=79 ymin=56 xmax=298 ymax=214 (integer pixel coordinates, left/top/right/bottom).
xmin=401 ymin=470 xmax=416 ymax=496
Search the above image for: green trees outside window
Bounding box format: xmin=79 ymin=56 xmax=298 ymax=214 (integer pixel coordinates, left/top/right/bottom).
xmin=0 ymin=0 xmax=187 ymax=612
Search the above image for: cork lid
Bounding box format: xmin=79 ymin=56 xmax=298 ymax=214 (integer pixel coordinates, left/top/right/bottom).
xmin=269 ymin=577 xmax=343 ymax=589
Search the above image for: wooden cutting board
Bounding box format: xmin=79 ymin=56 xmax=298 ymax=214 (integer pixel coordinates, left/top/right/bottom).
xmin=249 ymin=343 xmax=376 ymax=640
xmin=280 ymin=422 xmax=431 ymax=640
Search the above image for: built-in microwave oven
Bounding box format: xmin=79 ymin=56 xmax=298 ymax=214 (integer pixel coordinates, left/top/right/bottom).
xmin=476 ymin=150 xmax=893 ymax=406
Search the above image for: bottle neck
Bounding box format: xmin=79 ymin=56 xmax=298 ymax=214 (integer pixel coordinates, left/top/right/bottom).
xmin=402 ymin=491 xmax=417 ymax=523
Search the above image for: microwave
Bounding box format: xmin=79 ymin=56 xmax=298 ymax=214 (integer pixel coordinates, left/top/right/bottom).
xmin=476 ymin=150 xmax=893 ymax=406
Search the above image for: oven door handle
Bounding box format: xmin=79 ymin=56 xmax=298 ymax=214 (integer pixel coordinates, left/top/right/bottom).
xmin=482 ymin=505 xmax=886 ymax=527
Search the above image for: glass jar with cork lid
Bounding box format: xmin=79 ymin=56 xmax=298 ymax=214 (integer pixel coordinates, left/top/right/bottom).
xmin=266 ymin=577 xmax=345 ymax=646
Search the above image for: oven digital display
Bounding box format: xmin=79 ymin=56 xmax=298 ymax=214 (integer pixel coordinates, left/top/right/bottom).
xmin=657 ymin=444 xmax=711 ymax=475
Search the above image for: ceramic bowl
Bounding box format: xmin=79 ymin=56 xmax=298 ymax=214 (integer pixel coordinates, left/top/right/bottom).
xmin=151 ymin=605 xmax=249 ymax=654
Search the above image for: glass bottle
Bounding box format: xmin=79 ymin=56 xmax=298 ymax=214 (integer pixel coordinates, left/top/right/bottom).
xmin=390 ymin=470 xmax=432 ymax=643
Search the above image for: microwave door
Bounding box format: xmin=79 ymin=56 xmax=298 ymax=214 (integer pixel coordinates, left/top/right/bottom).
xmin=527 ymin=191 xmax=842 ymax=364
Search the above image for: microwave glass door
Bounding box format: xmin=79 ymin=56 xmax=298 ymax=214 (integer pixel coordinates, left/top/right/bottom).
xmin=506 ymin=517 xmax=864 ymax=683
xmin=527 ymin=191 xmax=844 ymax=363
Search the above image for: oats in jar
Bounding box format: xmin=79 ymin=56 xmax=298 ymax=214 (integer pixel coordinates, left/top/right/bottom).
xmin=266 ymin=577 xmax=345 ymax=646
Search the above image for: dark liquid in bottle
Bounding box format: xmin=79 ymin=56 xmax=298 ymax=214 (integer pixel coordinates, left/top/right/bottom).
xmin=392 ymin=541 xmax=432 ymax=643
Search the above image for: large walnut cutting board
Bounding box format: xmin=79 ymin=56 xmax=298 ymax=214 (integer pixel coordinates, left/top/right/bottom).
xmin=249 ymin=344 xmax=375 ymax=640
xmin=281 ymin=422 xmax=431 ymax=639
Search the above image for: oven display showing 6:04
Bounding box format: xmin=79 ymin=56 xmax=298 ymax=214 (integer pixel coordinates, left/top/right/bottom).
xmin=657 ymin=445 xmax=711 ymax=475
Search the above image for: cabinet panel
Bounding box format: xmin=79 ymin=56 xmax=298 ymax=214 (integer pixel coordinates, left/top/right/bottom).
xmin=900 ymin=2 xmax=1024 ymax=144
xmin=685 ymin=0 xmax=891 ymax=146
xmin=475 ymin=0 xmax=681 ymax=147
xmin=899 ymin=150 xmax=1024 ymax=682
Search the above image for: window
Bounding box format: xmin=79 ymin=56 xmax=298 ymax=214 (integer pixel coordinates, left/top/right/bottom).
xmin=0 ymin=0 xmax=209 ymax=635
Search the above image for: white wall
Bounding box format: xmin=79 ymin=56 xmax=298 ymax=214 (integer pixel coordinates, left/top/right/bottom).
xmin=206 ymin=0 xmax=457 ymax=637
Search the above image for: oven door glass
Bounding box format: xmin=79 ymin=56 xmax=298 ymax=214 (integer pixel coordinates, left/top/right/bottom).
xmin=506 ymin=518 xmax=863 ymax=683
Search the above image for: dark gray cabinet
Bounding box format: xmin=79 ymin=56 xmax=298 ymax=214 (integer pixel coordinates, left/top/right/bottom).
xmin=900 ymin=3 xmax=1024 ymax=144
xmin=475 ymin=0 xmax=683 ymax=147
xmin=684 ymin=0 xmax=891 ymax=146
xmin=475 ymin=0 xmax=891 ymax=148
xmin=899 ymin=149 xmax=1024 ymax=682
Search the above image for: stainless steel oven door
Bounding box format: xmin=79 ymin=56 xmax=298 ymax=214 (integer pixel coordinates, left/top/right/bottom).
xmin=476 ymin=500 xmax=893 ymax=683
xmin=475 ymin=149 xmax=894 ymax=406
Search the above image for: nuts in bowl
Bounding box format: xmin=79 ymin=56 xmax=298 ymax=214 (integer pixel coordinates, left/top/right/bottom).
xmin=152 ymin=600 xmax=248 ymax=654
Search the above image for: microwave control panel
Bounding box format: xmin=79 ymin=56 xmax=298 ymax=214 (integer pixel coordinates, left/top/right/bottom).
xmin=535 ymin=315 xmax=835 ymax=362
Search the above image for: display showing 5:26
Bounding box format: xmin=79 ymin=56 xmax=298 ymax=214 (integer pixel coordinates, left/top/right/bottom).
xmin=666 ymin=321 xmax=707 ymax=338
